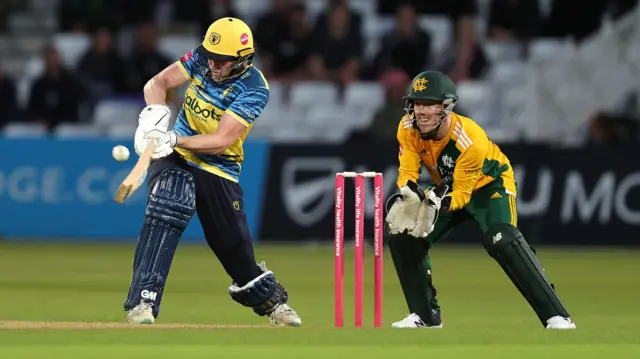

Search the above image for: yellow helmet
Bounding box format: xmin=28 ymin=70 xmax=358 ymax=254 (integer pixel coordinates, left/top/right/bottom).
xmin=196 ymin=17 xmax=254 ymax=76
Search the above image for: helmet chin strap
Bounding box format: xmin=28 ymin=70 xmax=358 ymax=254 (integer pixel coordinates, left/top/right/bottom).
xmin=413 ymin=110 xmax=447 ymax=140
xmin=414 ymin=118 xmax=445 ymax=140
xmin=210 ymin=56 xmax=251 ymax=82
xmin=419 ymin=121 xmax=443 ymax=140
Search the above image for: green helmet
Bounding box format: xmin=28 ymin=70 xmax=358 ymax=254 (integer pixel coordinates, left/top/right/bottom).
xmin=403 ymin=71 xmax=458 ymax=140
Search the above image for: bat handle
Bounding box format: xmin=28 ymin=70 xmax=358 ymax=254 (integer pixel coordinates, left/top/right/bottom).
xmin=143 ymin=138 xmax=157 ymax=159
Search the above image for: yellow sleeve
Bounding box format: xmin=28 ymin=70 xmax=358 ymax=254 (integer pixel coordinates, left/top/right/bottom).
xmin=396 ymin=119 xmax=421 ymax=189
xmin=176 ymin=61 xmax=191 ymax=80
xmin=447 ymin=140 xmax=487 ymax=211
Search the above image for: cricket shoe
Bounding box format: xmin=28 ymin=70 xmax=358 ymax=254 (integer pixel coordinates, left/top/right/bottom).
xmin=545 ymin=316 xmax=576 ymax=330
xmin=391 ymin=312 xmax=443 ymax=328
xmin=269 ymin=303 xmax=301 ymax=327
xmin=127 ymin=300 xmax=155 ymax=324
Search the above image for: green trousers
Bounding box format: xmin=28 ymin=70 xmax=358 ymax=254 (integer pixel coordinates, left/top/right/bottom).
xmin=388 ymin=178 xmax=517 ymax=323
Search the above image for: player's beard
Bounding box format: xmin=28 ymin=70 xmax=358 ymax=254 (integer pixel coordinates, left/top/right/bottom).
xmin=211 ymin=68 xmax=232 ymax=82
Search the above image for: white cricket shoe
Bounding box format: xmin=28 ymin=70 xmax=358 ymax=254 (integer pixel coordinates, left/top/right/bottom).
xmin=269 ymin=303 xmax=301 ymax=327
xmin=545 ymin=316 xmax=576 ymax=330
xmin=127 ymin=300 xmax=155 ymax=324
xmin=391 ymin=313 xmax=442 ymax=328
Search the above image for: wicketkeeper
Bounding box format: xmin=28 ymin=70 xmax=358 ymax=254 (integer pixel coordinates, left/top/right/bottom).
xmin=385 ymin=70 xmax=576 ymax=329
xmin=123 ymin=17 xmax=301 ymax=326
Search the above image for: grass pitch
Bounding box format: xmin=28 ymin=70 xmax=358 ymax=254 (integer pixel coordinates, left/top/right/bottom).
xmin=0 ymin=241 xmax=638 ymax=358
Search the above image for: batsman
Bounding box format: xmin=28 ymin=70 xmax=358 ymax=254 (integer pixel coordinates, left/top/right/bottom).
xmin=122 ymin=17 xmax=301 ymax=326
xmin=385 ymin=70 xmax=576 ymax=330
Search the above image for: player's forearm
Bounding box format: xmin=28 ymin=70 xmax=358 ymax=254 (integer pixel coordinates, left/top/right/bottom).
xmin=143 ymin=76 xmax=169 ymax=105
xmin=397 ymin=171 xmax=419 ymax=189
xmin=176 ymin=134 xmax=231 ymax=155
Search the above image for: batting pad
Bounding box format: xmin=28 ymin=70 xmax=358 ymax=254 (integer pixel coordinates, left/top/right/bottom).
xmin=124 ymin=168 xmax=196 ymax=317
xmin=387 ymin=233 xmax=439 ymax=324
xmin=228 ymin=261 xmax=289 ymax=316
xmin=483 ymin=224 xmax=571 ymax=326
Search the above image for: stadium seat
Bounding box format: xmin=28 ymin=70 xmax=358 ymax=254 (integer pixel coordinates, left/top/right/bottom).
xmin=626 ymin=42 xmax=640 ymax=63
xmin=501 ymin=85 xmax=528 ymax=120
xmin=485 ymin=126 xmax=521 ymax=144
xmin=93 ymin=99 xmax=144 ymax=128
xmin=363 ymin=15 xmax=394 ymax=40
xmin=24 ymin=56 xmax=44 ymax=79
xmin=344 ymin=82 xmax=384 ymax=111
xmin=456 ymin=81 xmax=489 ymax=108
xmin=269 ymin=125 xmax=320 ymax=143
xmin=455 ymin=81 xmax=493 ymax=127
xmin=350 ymin=0 xmax=376 ymax=17
xmin=16 ymin=77 xmax=32 ymax=109
xmin=476 ymin=17 xmax=488 ymax=39
xmin=363 ymin=36 xmax=381 ymax=62
xmin=233 ymin=0 xmax=272 ymax=22
xmin=316 ymin=129 xmax=350 ymax=143
xmin=158 ymin=35 xmax=201 ymax=62
xmin=268 ymin=81 xmax=286 ymax=108
xmin=483 ymin=41 xmax=522 ymax=63
xmin=52 ymin=33 xmax=91 ymax=67
xmin=529 ymin=39 xmax=575 ymax=64
xmin=289 ymin=82 xmax=339 ymax=110
xmin=2 ymin=122 xmax=48 ymax=137
xmin=418 ymin=16 xmax=452 ymax=56
xmin=488 ymin=60 xmax=530 ymax=85
xmin=30 ymin=0 xmax=60 ymax=11
xmin=250 ymin=104 xmax=285 ymax=136
xmin=305 ymin=105 xmax=375 ymax=132
xmin=252 ymin=105 xmax=306 ymax=138
xmin=303 ymin=0 xmax=328 ymax=18
xmin=53 ymin=123 xmax=103 ymax=138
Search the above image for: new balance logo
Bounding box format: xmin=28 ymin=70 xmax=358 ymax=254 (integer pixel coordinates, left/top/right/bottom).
xmin=492 ymin=232 xmax=502 ymax=244
xmin=141 ymin=290 xmax=157 ymax=301
xmin=414 ymin=319 xmax=427 ymax=327
xmin=491 ymin=192 xmax=502 ymax=199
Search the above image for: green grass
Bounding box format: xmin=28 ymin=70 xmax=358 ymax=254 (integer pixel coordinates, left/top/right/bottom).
xmin=0 ymin=241 xmax=638 ymax=358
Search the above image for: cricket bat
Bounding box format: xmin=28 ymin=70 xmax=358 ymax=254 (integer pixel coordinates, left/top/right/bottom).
xmin=113 ymin=141 xmax=156 ymax=204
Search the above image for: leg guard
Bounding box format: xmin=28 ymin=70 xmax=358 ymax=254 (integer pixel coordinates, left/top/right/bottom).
xmin=124 ymin=168 xmax=196 ymax=318
xmin=228 ymin=262 xmax=288 ymax=316
xmin=388 ymin=233 xmax=440 ymax=325
xmin=483 ymin=224 xmax=571 ymax=326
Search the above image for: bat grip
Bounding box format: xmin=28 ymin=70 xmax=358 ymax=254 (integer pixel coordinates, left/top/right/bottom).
xmin=142 ymin=138 xmax=157 ymax=160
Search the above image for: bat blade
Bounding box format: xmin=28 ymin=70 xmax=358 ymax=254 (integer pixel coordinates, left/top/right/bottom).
xmin=113 ymin=141 xmax=156 ymax=204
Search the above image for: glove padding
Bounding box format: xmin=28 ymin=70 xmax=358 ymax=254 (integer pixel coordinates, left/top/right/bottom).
xmin=410 ymin=184 xmax=449 ymax=238
xmin=134 ymin=126 xmax=178 ymax=159
xmin=385 ymin=180 xmax=425 ymax=235
xmin=134 ymin=104 xmax=177 ymax=159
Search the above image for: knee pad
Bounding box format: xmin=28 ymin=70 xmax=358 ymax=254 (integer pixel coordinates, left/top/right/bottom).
xmin=482 ymin=224 xmax=570 ymax=326
xmin=228 ymin=262 xmax=288 ymax=316
xmin=146 ymin=168 xmax=197 ymax=229
xmin=482 ymin=223 xmax=526 ymax=256
xmin=124 ymin=168 xmax=196 ymax=316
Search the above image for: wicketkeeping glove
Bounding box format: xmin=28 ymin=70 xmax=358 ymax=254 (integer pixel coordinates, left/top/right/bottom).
xmin=385 ymin=180 xmax=426 ymax=235
xmin=409 ymin=184 xmax=449 ymax=238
